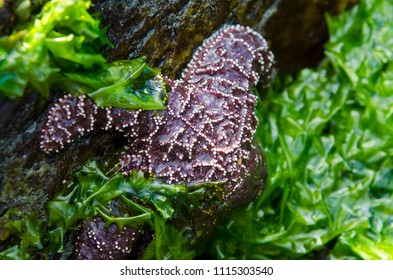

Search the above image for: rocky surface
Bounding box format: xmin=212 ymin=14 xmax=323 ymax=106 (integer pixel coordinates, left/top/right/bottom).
xmin=90 ymin=0 xmax=358 ymax=75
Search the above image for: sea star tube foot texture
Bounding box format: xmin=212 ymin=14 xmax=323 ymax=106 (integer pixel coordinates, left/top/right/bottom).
xmin=40 ymin=24 xmax=274 ymax=259
xmin=74 ymin=217 xmax=143 ymax=260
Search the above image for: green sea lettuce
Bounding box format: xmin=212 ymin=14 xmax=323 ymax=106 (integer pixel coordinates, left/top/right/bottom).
xmin=0 ymin=0 xmax=166 ymax=110
xmin=210 ymin=0 xmax=393 ymax=260
xmin=0 ymin=212 xmax=43 ymax=260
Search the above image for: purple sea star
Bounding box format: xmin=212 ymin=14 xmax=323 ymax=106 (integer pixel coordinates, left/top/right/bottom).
xmin=40 ymin=24 xmax=274 ymax=259
xmin=74 ymin=217 xmax=143 ymax=260
xmin=41 ymin=24 xmax=274 ymax=195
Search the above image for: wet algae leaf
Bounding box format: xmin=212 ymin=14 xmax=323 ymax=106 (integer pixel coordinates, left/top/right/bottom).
xmin=0 ymin=0 xmax=167 ymax=110
xmin=209 ymin=0 xmax=393 ymax=260
xmin=0 ymin=212 xmax=43 ymax=260
xmin=0 ymin=0 xmax=108 ymax=98
xmin=60 ymin=58 xmax=167 ymax=110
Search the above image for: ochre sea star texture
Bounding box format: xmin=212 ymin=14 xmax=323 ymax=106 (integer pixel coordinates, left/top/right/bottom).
xmin=74 ymin=217 xmax=143 ymax=260
xmin=40 ymin=24 xmax=274 ymax=259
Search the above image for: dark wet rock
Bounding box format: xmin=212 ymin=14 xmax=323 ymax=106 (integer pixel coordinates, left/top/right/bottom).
xmin=90 ymin=0 xmax=358 ymax=76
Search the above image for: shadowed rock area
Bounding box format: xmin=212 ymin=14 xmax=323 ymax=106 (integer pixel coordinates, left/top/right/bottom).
xmin=90 ymin=0 xmax=358 ymax=76
xmin=0 ymin=0 xmax=357 ymax=259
